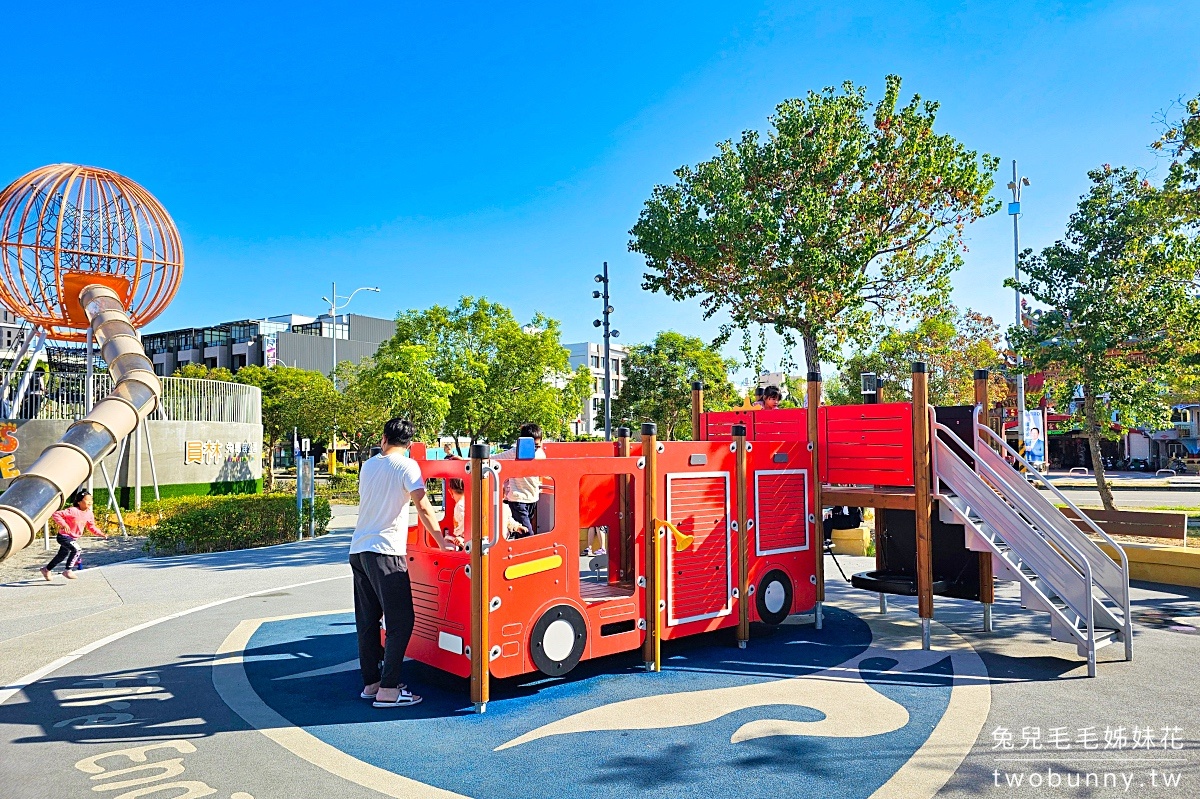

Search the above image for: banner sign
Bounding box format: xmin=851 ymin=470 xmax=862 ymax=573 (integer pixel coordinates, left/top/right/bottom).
xmin=1022 ymin=409 xmax=1046 ymax=466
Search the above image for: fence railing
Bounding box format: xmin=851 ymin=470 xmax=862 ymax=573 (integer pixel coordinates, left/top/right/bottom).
xmin=6 ymin=374 xmax=261 ymax=424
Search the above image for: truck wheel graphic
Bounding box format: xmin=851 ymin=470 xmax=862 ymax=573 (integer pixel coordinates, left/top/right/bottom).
xmin=756 ymin=570 xmax=793 ymax=625
xmin=530 ymin=605 xmax=587 ymax=676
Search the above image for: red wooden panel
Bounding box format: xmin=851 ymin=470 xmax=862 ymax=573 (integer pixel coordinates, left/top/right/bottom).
xmin=819 ymin=403 xmax=915 ymax=486
xmin=578 ymin=474 xmax=620 ymax=529
xmin=753 ymin=408 xmax=807 ymax=441
xmin=755 ymin=471 xmax=808 ymax=553
xmin=703 ymin=410 xmax=756 ymax=441
xmin=668 ymin=475 xmax=730 ymax=622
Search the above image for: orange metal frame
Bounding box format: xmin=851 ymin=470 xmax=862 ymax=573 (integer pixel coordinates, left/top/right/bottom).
xmin=0 ymin=164 xmax=183 ymax=341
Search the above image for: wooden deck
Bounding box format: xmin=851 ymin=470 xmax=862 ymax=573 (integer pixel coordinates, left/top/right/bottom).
xmin=823 ymin=485 xmax=917 ymax=510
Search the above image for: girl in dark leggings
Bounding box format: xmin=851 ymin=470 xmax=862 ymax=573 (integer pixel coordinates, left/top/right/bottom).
xmin=41 ymin=489 xmax=105 ymax=581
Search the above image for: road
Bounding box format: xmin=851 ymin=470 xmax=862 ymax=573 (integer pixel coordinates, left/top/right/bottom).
xmin=1054 ymin=487 xmax=1200 ymax=511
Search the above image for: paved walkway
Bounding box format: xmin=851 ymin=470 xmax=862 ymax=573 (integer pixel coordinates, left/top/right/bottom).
xmin=1 ymin=513 xmax=1198 ymax=798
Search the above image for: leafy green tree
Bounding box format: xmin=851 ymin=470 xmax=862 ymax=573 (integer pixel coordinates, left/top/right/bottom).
xmin=826 ymin=307 xmax=1010 ymax=407
xmin=1009 ymin=164 xmax=1200 ymax=510
xmin=383 ymin=297 xmax=591 ymax=445
xmin=335 ymin=347 xmax=452 ymax=460
xmin=1155 ymin=90 xmax=1200 ymax=202
xmin=173 ymin=363 xmax=234 ymax=381
xmin=233 ymin=365 xmax=339 ymax=490
xmin=608 ymin=331 xmax=739 ymax=440
xmin=630 ymin=75 xmax=999 ymax=375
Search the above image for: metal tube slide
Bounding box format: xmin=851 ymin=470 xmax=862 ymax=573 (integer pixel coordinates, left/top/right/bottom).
xmin=0 ymin=285 xmax=159 ymax=560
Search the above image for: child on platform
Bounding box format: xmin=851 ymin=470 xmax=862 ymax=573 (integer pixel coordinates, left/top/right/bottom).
xmin=41 ymin=489 xmax=106 ymax=581
xmin=446 ymin=478 xmax=527 ymax=549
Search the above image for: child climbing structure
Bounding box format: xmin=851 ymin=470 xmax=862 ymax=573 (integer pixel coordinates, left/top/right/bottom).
xmin=0 ymin=164 xmax=182 ymax=562
xmin=408 ymin=364 xmax=1132 ymax=712
xmin=403 ymin=424 xmax=817 ymax=712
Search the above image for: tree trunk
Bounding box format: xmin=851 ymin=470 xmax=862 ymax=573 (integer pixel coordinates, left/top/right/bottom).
xmin=1082 ymin=391 xmax=1116 ymax=511
xmin=801 ymin=332 xmax=820 ymax=379
xmin=263 ymin=438 xmax=277 ymax=492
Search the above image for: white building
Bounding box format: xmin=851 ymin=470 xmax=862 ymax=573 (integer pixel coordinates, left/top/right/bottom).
xmin=566 ymin=342 xmax=629 ymax=437
xmin=0 ymin=309 xmax=30 ymax=363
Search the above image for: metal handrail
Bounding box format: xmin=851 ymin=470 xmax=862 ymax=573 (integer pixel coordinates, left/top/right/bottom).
xmin=932 ymin=414 xmax=1097 ymax=587
xmin=930 ymin=411 xmax=1097 ymax=668
xmin=972 ymin=408 xmax=1131 ymax=581
xmin=973 ymin=409 xmax=1131 ymax=659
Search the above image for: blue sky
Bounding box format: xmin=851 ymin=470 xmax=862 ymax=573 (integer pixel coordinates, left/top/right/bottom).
xmin=1 ymin=1 xmax=1197 ymax=378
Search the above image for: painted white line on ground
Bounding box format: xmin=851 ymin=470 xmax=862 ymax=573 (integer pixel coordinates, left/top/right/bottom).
xmin=0 ymin=574 xmax=350 ymax=707
xmin=214 ymin=611 xmax=467 ymax=799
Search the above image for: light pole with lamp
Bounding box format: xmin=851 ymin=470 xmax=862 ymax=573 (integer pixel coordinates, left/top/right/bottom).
xmin=321 ymin=282 xmax=380 ymax=474
xmin=1007 ymin=162 xmax=1031 ymax=451
xmin=592 ymin=262 xmax=620 ymax=441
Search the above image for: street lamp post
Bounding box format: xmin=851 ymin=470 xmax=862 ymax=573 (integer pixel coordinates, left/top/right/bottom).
xmin=320 ymin=282 xmax=380 ymax=474
xmin=592 ymin=262 xmax=620 ymax=441
xmin=1007 ymin=162 xmax=1031 ymax=447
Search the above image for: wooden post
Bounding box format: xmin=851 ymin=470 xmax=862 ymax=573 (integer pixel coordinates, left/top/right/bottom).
xmin=640 ymin=422 xmax=661 ymax=671
xmin=911 ymin=362 xmax=933 ymax=650
xmin=691 ymin=381 xmax=704 ymax=441
xmin=468 ymin=443 xmax=491 ymax=711
xmin=733 ymin=423 xmax=750 ymax=648
xmin=617 ymin=426 xmax=631 ymax=585
xmin=876 ymin=378 xmax=886 ymax=404
xmin=875 ymin=507 xmax=887 ymax=613
xmin=806 ymin=371 xmax=824 ymax=629
xmin=974 ymin=369 xmax=995 ymax=632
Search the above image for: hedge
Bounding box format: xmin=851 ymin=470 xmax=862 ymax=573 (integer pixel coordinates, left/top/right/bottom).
xmin=92 ymin=479 xmax=263 ymax=510
xmin=140 ymin=494 xmax=332 ymax=555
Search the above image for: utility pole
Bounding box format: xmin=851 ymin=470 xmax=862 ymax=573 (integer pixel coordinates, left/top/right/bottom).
xmin=321 ymin=282 xmax=380 ymax=474
xmin=1007 ymin=161 xmax=1031 ymax=447
xmin=592 ymin=262 xmax=620 ymax=441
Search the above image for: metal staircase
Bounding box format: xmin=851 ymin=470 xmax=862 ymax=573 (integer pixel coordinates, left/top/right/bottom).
xmin=929 ymin=407 xmax=1132 ymax=676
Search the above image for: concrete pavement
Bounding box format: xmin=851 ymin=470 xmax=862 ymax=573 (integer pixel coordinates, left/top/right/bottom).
xmin=1 ymin=514 xmax=1198 ymax=798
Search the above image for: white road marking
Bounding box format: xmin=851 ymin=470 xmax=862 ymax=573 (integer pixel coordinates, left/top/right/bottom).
xmin=214 ymin=611 xmax=467 ymax=799
xmin=0 ymin=575 xmax=349 ymax=707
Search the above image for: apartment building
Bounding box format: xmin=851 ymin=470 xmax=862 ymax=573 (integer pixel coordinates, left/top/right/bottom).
xmin=142 ymin=313 xmax=396 ymax=377
xmin=566 ymin=341 xmax=629 ymax=437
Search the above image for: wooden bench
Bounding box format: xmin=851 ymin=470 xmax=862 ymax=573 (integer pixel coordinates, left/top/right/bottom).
xmin=1063 ymin=508 xmax=1189 ymax=545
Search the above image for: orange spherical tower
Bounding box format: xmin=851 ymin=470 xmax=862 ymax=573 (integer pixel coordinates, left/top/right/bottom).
xmin=0 ymin=164 xmax=182 ymax=561
xmin=0 ymin=164 xmax=183 ymax=341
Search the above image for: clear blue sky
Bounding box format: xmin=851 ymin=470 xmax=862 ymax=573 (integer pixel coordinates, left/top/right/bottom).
xmin=2 ymin=1 xmax=1197 ymax=378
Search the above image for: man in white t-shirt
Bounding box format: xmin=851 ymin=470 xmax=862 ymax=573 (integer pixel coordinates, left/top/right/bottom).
xmin=350 ymin=418 xmax=445 ymax=708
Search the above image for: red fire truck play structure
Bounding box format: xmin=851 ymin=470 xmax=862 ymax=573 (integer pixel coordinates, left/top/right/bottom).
xmin=398 ymin=366 xmax=1132 ymax=711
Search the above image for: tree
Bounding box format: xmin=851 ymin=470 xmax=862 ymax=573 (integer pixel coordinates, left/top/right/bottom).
xmin=1008 ymin=164 xmax=1200 ymax=510
xmin=608 ymin=331 xmax=740 ymax=440
xmin=826 ymin=307 xmax=1010 ymax=407
xmin=335 ymin=346 xmax=452 ymax=460
xmin=383 ymin=297 xmax=592 ymax=445
xmin=1155 ymin=90 xmax=1200 ymax=202
xmin=630 ymin=75 xmax=999 ymax=375
xmin=173 ymin=363 xmax=234 ymax=381
xmin=233 ymin=365 xmax=340 ymax=490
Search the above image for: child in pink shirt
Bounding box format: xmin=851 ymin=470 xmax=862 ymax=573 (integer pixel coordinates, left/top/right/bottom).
xmin=41 ymin=489 xmax=105 ymax=581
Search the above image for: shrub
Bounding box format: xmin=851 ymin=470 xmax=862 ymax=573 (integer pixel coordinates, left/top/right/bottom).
xmin=142 ymin=494 xmax=332 ymax=555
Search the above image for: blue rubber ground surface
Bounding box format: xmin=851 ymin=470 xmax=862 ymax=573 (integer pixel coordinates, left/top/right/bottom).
xmin=245 ymin=607 xmax=954 ymax=798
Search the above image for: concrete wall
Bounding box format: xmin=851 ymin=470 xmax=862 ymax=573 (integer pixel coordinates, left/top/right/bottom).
xmin=0 ymin=419 xmax=263 ymax=501
xmin=274 ymin=332 xmax=381 ymax=373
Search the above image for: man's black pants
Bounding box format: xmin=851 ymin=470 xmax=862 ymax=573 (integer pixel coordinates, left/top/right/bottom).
xmin=350 ymin=552 xmax=415 ymax=689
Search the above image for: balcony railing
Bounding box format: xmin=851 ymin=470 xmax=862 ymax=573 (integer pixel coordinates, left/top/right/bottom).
xmin=6 ymin=374 xmax=261 ymax=425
